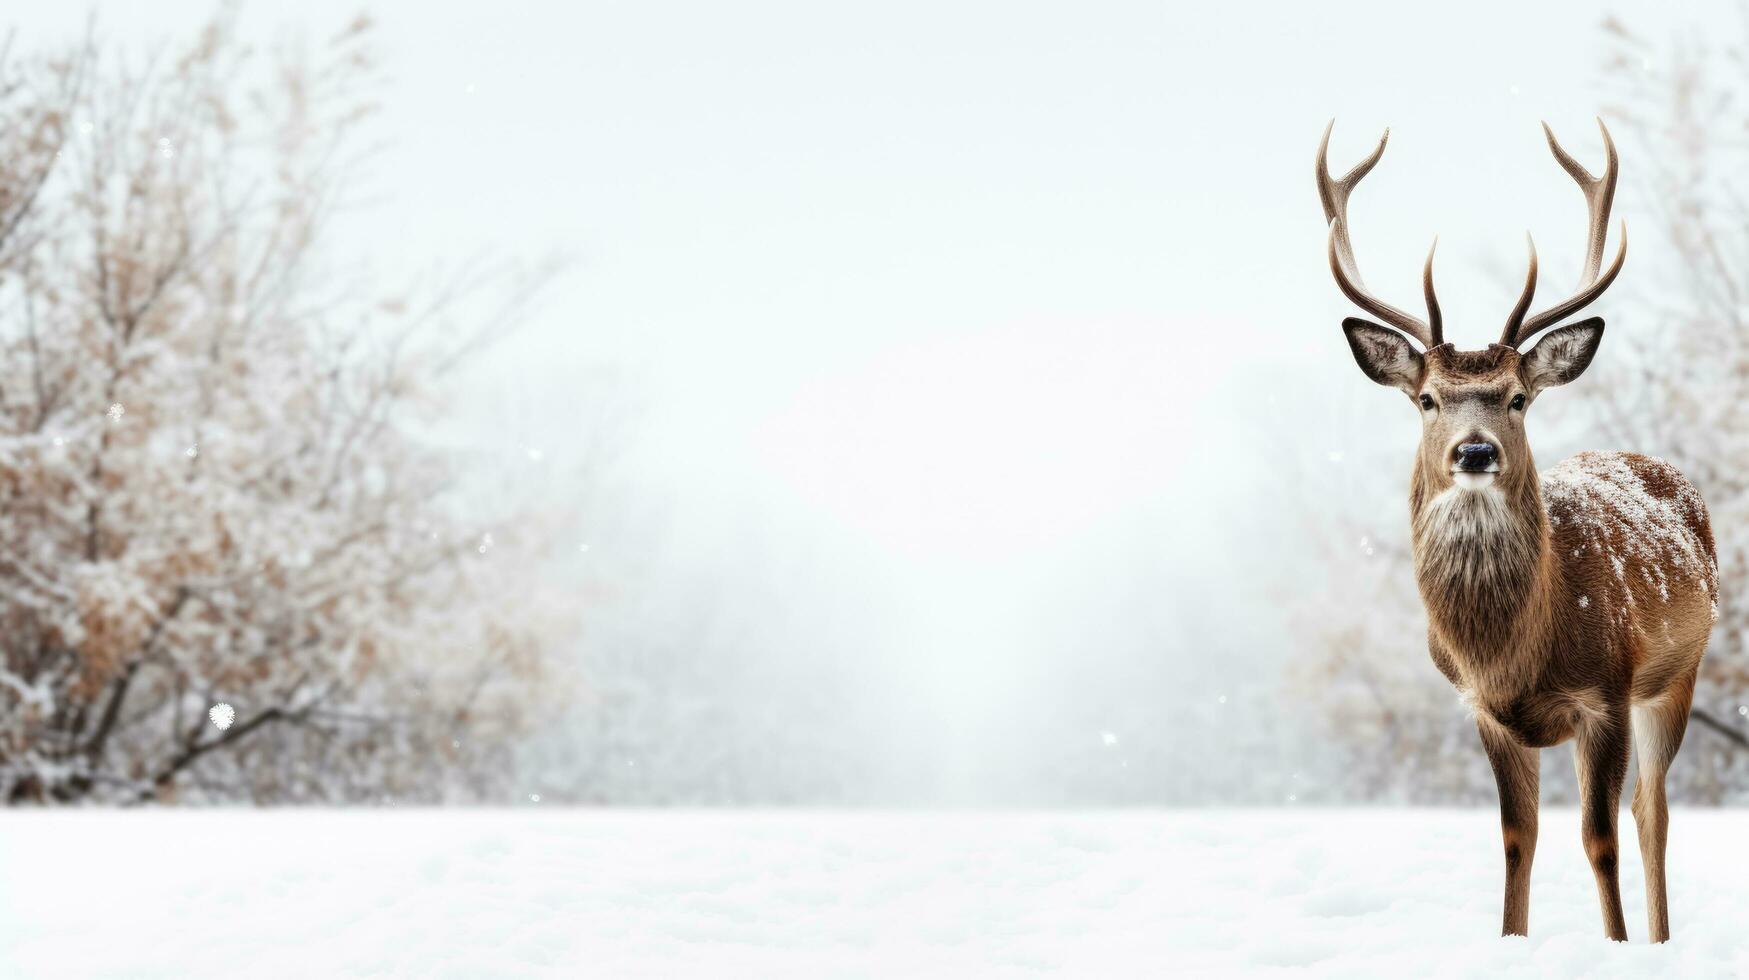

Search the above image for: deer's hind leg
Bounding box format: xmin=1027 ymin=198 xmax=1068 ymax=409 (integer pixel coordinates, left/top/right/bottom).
xmin=1631 ymin=669 xmax=1697 ymax=944
xmin=1478 ymin=719 xmax=1539 ymax=936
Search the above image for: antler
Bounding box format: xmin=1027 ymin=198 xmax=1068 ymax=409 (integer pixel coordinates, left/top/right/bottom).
xmin=1499 ymin=119 xmax=1627 ymax=348
xmin=1317 ymin=120 xmax=1443 ymax=349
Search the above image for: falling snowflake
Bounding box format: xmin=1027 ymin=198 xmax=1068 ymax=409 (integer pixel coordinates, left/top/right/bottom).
xmin=1738 ymin=705 xmax=1747 ymax=718
xmin=209 ymin=703 xmax=235 ymax=731
xmin=157 ymin=136 xmax=175 ymax=158
xmin=1100 ymin=731 xmax=1118 ymax=747
xmin=185 ymin=444 xmax=199 ymax=459
xmin=106 ymin=402 xmax=125 ymax=422
xmin=529 ymin=793 xmax=541 ymax=803
xmin=1217 ymin=694 xmax=1228 ymax=705
xmin=578 ymin=543 xmax=591 ymax=553
xmin=1577 ymin=595 xmax=1590 ymax=609
xmin=477 ymin=532 xmax=494 ymax=554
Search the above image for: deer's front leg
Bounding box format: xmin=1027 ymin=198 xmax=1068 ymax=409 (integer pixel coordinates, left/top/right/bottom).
xmin=1574 ymin=709 xmax=1631 ymax=941
xmin=1478 ymin=719 xmax=1539 ymax=936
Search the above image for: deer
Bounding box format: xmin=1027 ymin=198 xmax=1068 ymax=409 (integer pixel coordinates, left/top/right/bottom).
xmin=1317 ymin=119 xmax=1719 ymax=944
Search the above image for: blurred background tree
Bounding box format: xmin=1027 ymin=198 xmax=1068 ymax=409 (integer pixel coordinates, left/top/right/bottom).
xmin=0 ymin=13 xmax=573 ymax=804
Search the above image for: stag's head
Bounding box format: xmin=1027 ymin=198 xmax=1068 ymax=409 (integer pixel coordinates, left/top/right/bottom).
xmin=1319 ymin=119 xmax=1624 ymax=495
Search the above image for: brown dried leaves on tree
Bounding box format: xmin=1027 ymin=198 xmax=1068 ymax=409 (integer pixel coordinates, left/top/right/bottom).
xmin=0 ymin=13 xmax=568 ymax=804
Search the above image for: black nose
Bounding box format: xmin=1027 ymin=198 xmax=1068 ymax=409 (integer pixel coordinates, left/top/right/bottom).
xmin=1455 ymin=442 xmax=1499 ymax=471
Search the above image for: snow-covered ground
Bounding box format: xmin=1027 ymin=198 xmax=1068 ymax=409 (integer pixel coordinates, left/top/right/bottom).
xmin=2 ymin=809 xmax=1745 ymax=977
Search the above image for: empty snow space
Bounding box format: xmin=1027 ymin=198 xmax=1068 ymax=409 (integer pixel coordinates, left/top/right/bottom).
xmin=2 ymin=809 xmax=1747 ymax=977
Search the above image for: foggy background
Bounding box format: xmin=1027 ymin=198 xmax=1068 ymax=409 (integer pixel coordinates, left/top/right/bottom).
xmin=7 ymin=0 xmax=1748 ymax=806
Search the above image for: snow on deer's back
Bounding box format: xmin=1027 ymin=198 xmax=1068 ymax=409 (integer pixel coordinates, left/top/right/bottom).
xmin=1543 ymin=451 xmax=1719 ymax=695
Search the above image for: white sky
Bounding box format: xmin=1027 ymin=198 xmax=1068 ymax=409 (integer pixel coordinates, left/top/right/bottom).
xmin=17 ymin=0 xmax=1728 ymax=800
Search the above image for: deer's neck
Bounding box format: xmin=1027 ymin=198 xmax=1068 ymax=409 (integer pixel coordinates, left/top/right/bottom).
xmin=1409 ymin=469 xmax=1555 ymax=678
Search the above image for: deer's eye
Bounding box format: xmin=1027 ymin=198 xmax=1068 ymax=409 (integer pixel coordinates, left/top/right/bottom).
xmin=1419 ymin=393 xmax=1436 ymax=411
xmin=1510 ymin=393 xmax=1526 ymax=411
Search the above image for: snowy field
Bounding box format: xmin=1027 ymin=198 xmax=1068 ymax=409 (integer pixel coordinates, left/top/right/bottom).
xmin=2 ymin=809 xmax=1746 ymax=978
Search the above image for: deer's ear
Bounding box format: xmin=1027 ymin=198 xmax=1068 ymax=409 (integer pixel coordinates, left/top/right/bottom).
xmin=1342 ymin=318 xmax=1423 ymax=394
xmin=1521 ymin=317 xmax=1604 ymax=393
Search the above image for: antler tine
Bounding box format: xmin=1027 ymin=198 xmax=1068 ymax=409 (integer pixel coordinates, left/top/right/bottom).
xmin=1500 ymin=233 xmax=1539 ymax=345
xmin=1543 ymin=117 xmax=1618 ymax=283
xmin=1503 ymin=119 xmax=1627 ymax=348
xmin=1317 ymin=120 xmax=1441 ymax=349
xmin=1422 ymin=236 xmax=1443 ymax=341
xmin=1515 ymin=221 xmax=1625 ymax=344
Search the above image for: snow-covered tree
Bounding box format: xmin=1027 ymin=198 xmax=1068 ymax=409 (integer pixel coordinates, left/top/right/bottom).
xmin=0 ymin=15 xmax=569 ymax=803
